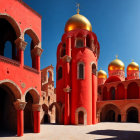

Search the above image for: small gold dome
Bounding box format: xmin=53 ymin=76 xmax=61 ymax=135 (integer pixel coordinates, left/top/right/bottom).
xmin=108 ymin=58 xmax=125 ymax=71
xmin=127 ymin=61 xmax=139 ymax=71
xmin=98 ymin=70 xmax=107 ymax=79
xmin=65 ymin=14 xmax=92 ymax=32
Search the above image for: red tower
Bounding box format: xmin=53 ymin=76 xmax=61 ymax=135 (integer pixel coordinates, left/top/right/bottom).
xmin=56 ymin=11 xmax=100 ymax=125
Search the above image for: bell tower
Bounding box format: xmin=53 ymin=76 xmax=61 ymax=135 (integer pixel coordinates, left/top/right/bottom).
xmin=56 ymin=6 xmax=100 ymax=125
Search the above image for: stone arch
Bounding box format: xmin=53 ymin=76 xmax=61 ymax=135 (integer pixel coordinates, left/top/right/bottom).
xmin=127 ymin=82 xmax=139 ymax=99
xmin=0 ymin=79 xmax=22 ymax=100
xmin=47 ymin=69 xmax=54 ymax=83
xmin=22 ymin=28 xmax=40 ymax=48
xmin=49 ymin=102 xmax=61 ymax=124
xmin=98 ymin=103 xmax=121 ymax=122
xmin=0 ymin=13 xmax=21 ymax=37
xmin=75 ymin=107 xmax=87 ymax=125
xmin=24 ymin=88 xmax=40 ymax=104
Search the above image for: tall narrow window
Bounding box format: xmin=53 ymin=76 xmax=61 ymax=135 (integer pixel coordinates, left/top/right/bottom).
xmin=86 ymin=35 xmax=90 ymax=48
xmin=76 ymin=39 xmax=83 ymax=48
xmin=78 ymin=63 xmax=84 ymax=79
xmin=57 ymin=67 xmax=62 ymax=80
xmin=92 ymin=63 xmax=96 ymax=75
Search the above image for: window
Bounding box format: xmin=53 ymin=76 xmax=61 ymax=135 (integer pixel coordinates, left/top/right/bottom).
xmin=78 ymin=63 xmax=84 ymax=79
xmin=76 ymin=39 xmax=83 ymax=48
xmin=92 ymin=63 xmax=96 ymax=75
xmin=57 ymin=67 xmax=62 ymax=80
xmin=86 ymin=35 xmax=90 ymax=48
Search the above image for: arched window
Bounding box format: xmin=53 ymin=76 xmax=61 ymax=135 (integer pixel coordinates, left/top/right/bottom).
xmin=24 ymin=34 xmax=32 ymax=67
xmin=76 ymin=38 xmax=83 ymax=48
xmin=110 ymin=87 xmax=115 ymax=100
xmin=78 ymin=63 xmax=84 ymax=79
xmin=57 ymin=67 xmax=62 ymax=80
xmin=92 ymin=63 xmax=97 ymax=75
xmin=0 ymin=18 xmax=17 ymax=61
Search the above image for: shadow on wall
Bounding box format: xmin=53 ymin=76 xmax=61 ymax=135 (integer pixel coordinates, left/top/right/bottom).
xmin=87 ymin=129 xmax=140 ymax=140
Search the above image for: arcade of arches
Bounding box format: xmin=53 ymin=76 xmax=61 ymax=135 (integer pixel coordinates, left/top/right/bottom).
xmin=97 ymin=103 xmax=140 ymax=123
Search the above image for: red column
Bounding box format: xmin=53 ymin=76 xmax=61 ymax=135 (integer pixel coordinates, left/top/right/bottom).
xmin=17 ymin=110 xmax=23 ymax=136
xmin=32 ymin=104 xmax=41 ymax=133
xmin=34 ymin=111 xmax=40 ymax=133
xmin=15 ymin=38 xmax=27 ymax=66
xmin=63 ymin=36 xmax=71 ymax=125
xmin=36 ymin=55 xmax=40 ymax=71
xmin=13 ymin=100 xmax=26 ymax=137
xmin=92 ymin=74 xmax=97 ymax=124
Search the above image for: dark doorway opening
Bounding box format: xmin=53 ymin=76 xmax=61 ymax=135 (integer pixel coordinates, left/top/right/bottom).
xmin=44 ymin=114 xmax=50 ymax=124
xmin=127 ymin=107 xmax=138 ymax=123
xmin=105 ymin=110 xmax=115 ymax=122
xmin=118 ymin=114 xmax=121 ymax=122
xmin=78 ymin=111 xmax=84 ymax=124
xmin=24 ymin=92 xmax=33 ymax=132
xmin=0 ymin=86 xmax=16 ymax=136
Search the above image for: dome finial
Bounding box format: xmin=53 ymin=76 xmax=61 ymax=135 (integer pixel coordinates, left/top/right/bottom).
xmin=132 ymin=59 xmax=134 ymax=62
xmin=76 ymin=3 xmax=80 ymax=14
xmin=115 ymin=54 xmax=118 ymax=59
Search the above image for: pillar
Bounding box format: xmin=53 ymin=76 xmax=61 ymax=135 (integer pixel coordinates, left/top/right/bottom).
xmin=15 ymin=38 xmax=27 ymax=66
xmin=31 ymin=46 xmax=43 ymax=71
xmin=32 ymin=104 xmax=41 ymax=133
xmin=62 ymin=36 xmax=72 ymax=125
xmin=13 ymin=100 xmax=27 ymax=136
xmin=121 ymin=112 xmax=126 ymax=122
xmin=124 ymin=86 xmax=127 ymax=99
xmin=92 ymin=73 xmax=97 ymax=124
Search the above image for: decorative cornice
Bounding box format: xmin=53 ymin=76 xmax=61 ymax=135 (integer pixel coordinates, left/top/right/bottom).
xmin=13 ymin=99 xmax=27 ymax=110
xmin=15 ymin=37 xmax=27 ymax=51
xmin=32 ymin=104 xmax=41 ymax=111
xmin=62 ymin=55 xmax=72 ymax=63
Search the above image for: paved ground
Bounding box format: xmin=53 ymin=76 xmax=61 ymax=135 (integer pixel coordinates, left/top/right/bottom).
xmin=1 ymin=123 xmax=140 ymax=140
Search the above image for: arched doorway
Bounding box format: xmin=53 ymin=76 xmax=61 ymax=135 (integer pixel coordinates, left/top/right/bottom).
xmin=44 ymin=114 xmax=50 ymax=124
xmin=100 ymin=104 xmax=120 ymax=122
xmin=0 ymin=85 xmax=17 ymax=135
xmin=105 ymin=110 xmax=115 ymax=122
xmin=24 ymin=92 xmax=33 ymax=132
xmin=78 ymin=111 xmax=84 ymax=124
xmin=127 ymin=107 xmax=138 ymax=123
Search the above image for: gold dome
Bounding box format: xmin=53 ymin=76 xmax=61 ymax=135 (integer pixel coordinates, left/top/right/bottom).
xmin=98 ymin=70 xmax=107 ymax=79
xmin=108 ymin=58 xmax=125 ymax=71
xmin=127 ymin=61 xmax=139 ymax=71
xmin=65 ymin=14 xmax=92 ymax=32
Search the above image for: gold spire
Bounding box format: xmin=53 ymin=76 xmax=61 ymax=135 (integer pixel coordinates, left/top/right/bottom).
xmin=115 ymin=55 xmax=118 ymax=59
xmin=76 ymin=3 xmax=80 ymax=14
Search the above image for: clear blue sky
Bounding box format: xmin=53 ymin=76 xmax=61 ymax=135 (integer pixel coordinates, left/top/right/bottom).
xmin=23 ymin=0 xmax=140 ymax=80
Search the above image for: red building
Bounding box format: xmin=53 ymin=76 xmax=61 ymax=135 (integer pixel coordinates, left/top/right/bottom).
xmin=97 ymin=58 xmax=140 ymax=123
xmin=56 ymin=11 xmax=100 ymax=125
xmin=0 ymin=0 xmax=43 ymax=136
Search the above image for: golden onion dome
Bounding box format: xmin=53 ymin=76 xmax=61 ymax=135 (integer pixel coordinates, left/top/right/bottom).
xmin=98 ymin=70 xmax=107 ymax=79
xmin=108 ymin=58 xmax=125 ymax=71
xmin=65 ymin=13 xmax=92 ymax=32
xmin=127 ymin=61 xmax=139 ymax=71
